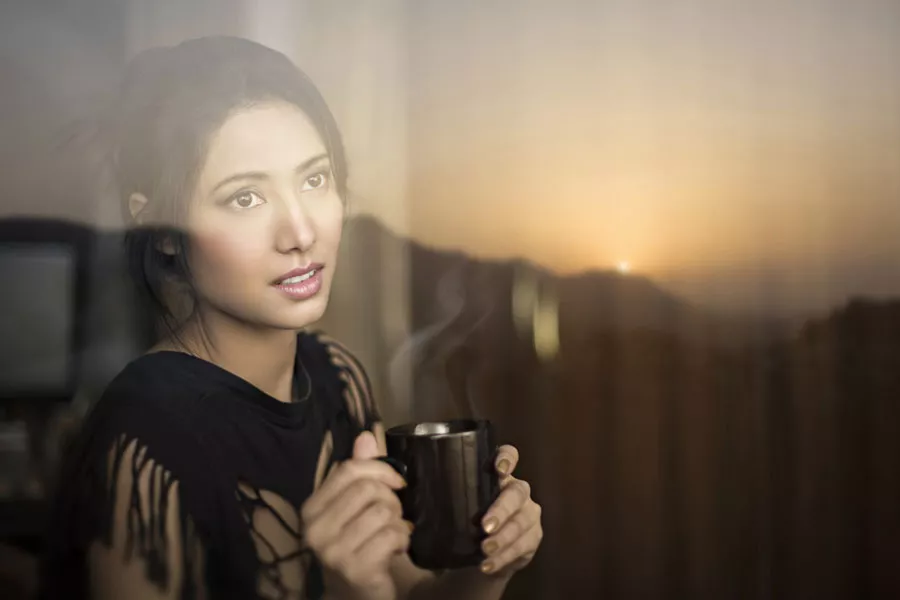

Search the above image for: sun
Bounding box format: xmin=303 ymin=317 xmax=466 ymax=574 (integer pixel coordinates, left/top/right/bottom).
xmin=617 ymin=260 xmax=631 ymax=274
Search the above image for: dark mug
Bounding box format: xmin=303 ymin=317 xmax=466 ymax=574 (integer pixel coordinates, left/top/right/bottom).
xmin=383 ymin=419 xmax=500 ymax=570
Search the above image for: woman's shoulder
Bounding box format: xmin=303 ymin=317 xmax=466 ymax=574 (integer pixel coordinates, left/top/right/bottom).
xmin=44 ymin=363 xmax=235 ymax=600
xmin=83 ymin=352 xmax=220 ymax=451
xmin=60 ymin=355 xmax=225 ymax=525
xmin=108 ymin=349 xmax=222 ymax=392
xmin=101 ymin=350 xmax=232 ymax=408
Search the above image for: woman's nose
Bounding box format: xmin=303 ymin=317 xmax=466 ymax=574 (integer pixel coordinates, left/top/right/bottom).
xmin=273 ymin=200 xmax=316 ymax=254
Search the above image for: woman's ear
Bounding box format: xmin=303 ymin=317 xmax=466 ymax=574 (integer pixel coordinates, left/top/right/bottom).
xmin=157 ymin=236 xmax=177 ymax=256
xmin=128 ymin=193 xmax=149 ymax=223
xmin=129 ymin=192 xmax=176 ymax=256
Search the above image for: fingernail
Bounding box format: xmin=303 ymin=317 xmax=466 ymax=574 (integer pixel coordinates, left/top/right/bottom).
xmin=483 ymin=517 xmax=499 ymax=534
xmin=480 ymin=561 xmax=495 ymax=574
xmin=482 ymin=540 xmax=498 ymax=556
xmin=496 ymin=459 xmax=511 ymax=476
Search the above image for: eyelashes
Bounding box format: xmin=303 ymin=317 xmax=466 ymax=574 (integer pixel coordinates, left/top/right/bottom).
xmin=222 ymin=169 xmax=333 ymax=211
xmin=227 ymin=190 xmax=265 ymax=210
xmin=302 ymin=170 xmax=330 ymax=191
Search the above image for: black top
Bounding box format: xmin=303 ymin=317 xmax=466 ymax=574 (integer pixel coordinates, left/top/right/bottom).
xmin=40 ymin=332 xmax=382 ymax=600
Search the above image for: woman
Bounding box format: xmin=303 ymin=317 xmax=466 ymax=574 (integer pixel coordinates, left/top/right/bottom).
xmin=41 ymin=37 xmax=542 ymax=600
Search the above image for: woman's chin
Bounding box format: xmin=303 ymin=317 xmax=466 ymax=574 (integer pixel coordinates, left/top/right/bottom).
xmin=270 ymin=295 xmax=330 ymax=330
xmin=210 ymin=291 xmax=331 ymax=332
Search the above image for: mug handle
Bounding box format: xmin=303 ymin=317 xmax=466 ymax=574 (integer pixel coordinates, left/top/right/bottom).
xmin=376 ymin=456 xmax=408 ymax=479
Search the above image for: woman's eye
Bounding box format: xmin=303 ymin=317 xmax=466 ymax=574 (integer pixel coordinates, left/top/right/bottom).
xmin=227 ymin=190 xmax=265 ymax=210
xmin=303 ymin=171 xmax=329 ymax=191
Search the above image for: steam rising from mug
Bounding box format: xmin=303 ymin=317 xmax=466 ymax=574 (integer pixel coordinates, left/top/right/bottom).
xmin=388 ymin=263 xmax=496 ymax=422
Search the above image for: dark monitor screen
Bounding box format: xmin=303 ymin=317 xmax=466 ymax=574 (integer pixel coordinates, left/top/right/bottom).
xmin=0 ymin=244 xmax=75 ymax=396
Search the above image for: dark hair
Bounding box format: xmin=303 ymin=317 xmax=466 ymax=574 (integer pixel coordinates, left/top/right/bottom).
xmin=108 ymin=36 xmax=348 ymax=341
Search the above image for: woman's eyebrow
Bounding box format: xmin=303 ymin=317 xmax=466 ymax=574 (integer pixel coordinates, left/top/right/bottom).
xmin=211 ymin=153 xmax=330 ymax=193
xmin=296 ymin=153 xmax=330 ymax=173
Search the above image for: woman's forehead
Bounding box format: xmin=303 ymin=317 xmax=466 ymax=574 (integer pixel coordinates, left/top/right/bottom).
xmin=198 ymin=102 xmax=328 ymax=188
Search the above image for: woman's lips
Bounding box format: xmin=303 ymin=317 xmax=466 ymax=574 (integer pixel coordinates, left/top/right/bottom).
xmin=273 ymin=263 xmax=324 ymax=284
xmin=273 ymin=267 xmax=323 ymax=300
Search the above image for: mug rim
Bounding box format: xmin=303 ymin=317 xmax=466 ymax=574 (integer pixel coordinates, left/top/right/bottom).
xmin=385 ymin=418 xmax=490 ymax=439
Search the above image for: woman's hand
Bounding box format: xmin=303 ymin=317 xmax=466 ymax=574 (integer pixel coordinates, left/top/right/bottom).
xmin=301 ymin=432 xmax=411 ymax=600
xmin=478 ymin=445 xmax=543 ymax=577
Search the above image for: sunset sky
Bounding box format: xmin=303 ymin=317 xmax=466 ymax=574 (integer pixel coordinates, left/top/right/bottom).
xmin=2 ymin=1 xmax=897 ymax=314
xmin=406 ymin=0 xmax=900 ymax=312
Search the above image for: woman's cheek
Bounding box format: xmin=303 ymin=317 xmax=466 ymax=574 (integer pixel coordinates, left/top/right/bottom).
xmin=316 ymin=199 xmax=344 ymax=248
xmin=190 ymin=226 xmax=266 ymax=285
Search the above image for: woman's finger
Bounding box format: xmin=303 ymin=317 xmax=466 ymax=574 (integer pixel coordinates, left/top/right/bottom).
xmin=481 ymin=478 xmax=530 ymax=534
xmin=480 ymin=518 xmax=543 ymax=575
xmin=481 ymin=500 xmax=541 ymax=558
xmin=342 ymin=502 xmax=412 ymax=555
xmin=494 ymin=445 xmax=520 ymax=478
xmin=302 ymin=459 xmax=405 ymax=522
xmin=304 ymin=478 xmax=402 ymax=550
xmin=345 ymin=520 xmax=411 ymax=578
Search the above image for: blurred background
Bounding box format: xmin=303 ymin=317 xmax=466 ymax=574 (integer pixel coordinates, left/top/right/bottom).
xmin=1 ymin=0 xmax=899 ymax=598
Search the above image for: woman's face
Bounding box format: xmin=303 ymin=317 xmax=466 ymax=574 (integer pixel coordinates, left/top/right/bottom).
xmin=182 ymin=101 xmax=344 ymax=331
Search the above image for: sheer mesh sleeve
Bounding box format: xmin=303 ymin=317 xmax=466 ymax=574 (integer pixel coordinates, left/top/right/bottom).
xmin=318 ymin=335 xmax=382 ymax=429
xmin=87 ymin=436 xmax=208 ymax=600
xmin=318 ymin=335 xmax=386 ymax=450
xmin=42 ymin=397 xmax=227 ymax=600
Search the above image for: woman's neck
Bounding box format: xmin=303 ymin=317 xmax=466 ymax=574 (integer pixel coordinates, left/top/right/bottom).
xmin=154 ymin=312 xmax=300 ymax=403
